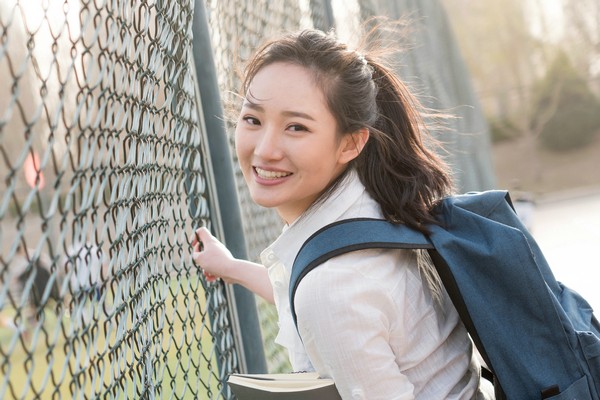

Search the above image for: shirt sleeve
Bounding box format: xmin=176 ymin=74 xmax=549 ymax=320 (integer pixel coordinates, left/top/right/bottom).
xmin=293 ymin=248 xmax=416 ymax=400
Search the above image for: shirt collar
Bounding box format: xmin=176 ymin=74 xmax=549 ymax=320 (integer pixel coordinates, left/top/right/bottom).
xmin=262 ymin=169 xmax=367 ymax=270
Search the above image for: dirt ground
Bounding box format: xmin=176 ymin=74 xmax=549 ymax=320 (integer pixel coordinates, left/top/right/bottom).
xmin=492 ymin=133 xmax=600 ymax=197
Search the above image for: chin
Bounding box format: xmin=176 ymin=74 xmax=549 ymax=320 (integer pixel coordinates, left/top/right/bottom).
xmin=249 ymin=193 xmax=281 ymax=209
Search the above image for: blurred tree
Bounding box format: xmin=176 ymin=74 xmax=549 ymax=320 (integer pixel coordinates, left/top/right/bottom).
xmin=442 ymin=0 xmax=549 ymax=184
xmin=441 ymin=0 xmax=541 ymax=118
xmin=561 ymin=0 xmax=600 ymax=94
xmin=488 ymin=116 xmax=520 ymax=143
xmin=442 ymin=0 xmax=600 ymax=192
xmin=532 ymin=51 xmax=600 ymax=150
xmin=442 ymin=0 xmax=599 ymax=122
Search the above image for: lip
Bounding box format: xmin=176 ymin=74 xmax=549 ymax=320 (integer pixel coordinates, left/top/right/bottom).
xmin=252 ymin=166 xmax=293 ymax=186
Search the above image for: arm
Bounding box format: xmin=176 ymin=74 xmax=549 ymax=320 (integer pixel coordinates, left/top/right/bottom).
xmin=192 ymin=227 xmax=274 ymax=304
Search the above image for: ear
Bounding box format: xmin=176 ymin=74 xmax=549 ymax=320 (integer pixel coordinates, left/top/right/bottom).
xmin=338 ymin=128 xmax=370 ymax=164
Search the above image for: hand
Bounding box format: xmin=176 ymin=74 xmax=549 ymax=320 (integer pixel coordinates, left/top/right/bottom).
xmin=191 ymin=227 xmax=235 ymax=283
xmin=191 ymin=228 xmax=275 ymax=303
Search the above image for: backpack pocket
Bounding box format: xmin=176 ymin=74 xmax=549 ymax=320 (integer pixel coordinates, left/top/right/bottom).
xmin=578 ymin=330 xmax=600 ymax=396
xmin=545 ymin=375 xmax=591 ymax=399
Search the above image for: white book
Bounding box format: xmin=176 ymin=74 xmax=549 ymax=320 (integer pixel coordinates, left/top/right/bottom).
xmin=227 ymin=372 xmax=342 ymax=400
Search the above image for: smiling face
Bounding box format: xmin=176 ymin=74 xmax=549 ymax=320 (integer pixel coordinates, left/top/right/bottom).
xmin=235 ymin=62 xmax=360 ymax=223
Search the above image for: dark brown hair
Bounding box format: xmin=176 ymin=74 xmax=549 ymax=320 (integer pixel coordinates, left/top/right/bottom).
xmin=241 ymin=29 xmax=453 ymax=232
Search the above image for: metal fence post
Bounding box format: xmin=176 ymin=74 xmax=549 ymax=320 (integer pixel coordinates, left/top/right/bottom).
xmin=311 ymin=0 xmax=335 ymax=31
xmin=191 ymin=1 xmax=268 ymax=374
xmin=320 ymin=0 xmax=335 ymax=30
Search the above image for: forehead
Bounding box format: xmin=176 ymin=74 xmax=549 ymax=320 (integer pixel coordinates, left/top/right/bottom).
xmin=245 ymin=62 xmax=328 ymax=109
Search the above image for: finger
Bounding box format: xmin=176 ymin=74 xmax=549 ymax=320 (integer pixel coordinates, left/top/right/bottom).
xmin=192 ymin=250 xmax=204 ymax=266
xmin=191 ymin=232 xmax=200 ymax=247
xmin=191 ymin=226 xmax=208 ymax=245
xmin=203 ymin=270 xmax=218 ymax=282
xmin=195 ymin=227 xmax=211 ymax=241
xmin=193 ymin=227 xmax=212 ymax=248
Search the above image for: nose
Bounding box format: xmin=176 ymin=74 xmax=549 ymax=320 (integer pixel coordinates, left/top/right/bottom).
xmin=254 ymin=126 xmax=284 ymax=160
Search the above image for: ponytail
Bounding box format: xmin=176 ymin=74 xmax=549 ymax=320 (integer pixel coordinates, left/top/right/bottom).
xmin=354 ymin=59 xmax=454 ymax=232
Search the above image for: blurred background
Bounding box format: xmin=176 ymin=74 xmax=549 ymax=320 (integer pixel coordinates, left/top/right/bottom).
xmin=443 ymin=0 xmax=600 ymax=311
xmin=444 ymin=0 xmax=599 ymax=194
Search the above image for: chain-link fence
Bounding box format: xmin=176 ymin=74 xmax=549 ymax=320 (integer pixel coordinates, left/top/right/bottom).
xmin=0 ymin=0 xmax=495 ymax=398
xmin=0 ymin=1 xmax=238 ymax=398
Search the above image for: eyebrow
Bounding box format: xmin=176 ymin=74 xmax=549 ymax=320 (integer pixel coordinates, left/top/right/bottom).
xmin=242 ymin=100 xmax=316 ymax=121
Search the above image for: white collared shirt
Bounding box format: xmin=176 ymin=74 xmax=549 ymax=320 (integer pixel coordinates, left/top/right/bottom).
xmin=260 ymin=170 xmax=480 ymax=399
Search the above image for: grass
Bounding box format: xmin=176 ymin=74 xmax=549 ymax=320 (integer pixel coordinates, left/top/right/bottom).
xmin=0 ymin=276 xmax=227 ymax=399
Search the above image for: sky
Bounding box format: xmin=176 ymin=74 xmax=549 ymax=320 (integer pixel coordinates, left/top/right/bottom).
xmin=527 ymin=0 xmax=565 ymax=42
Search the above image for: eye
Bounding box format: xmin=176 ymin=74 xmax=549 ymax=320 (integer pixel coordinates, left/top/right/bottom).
xmin=287 ymin=124 xmax=308 ymax=132
xmin=242 ymin=116 xmax=260 ymax=126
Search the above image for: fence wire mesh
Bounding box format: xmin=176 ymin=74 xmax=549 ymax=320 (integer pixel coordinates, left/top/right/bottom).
xmin=1 ymin=0 xmax=496 ymax=398
xmin=0 ymin=0 xmax=236 ymax=398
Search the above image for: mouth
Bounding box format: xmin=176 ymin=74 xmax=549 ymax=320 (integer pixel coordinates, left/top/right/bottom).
xmin=254 ymin=167 xmax=292 ymax=179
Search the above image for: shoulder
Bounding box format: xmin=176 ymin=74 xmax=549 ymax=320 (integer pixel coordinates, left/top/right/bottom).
xmin=293 ymin=248 xmax=419 ymax=320
xmin=296 ymin=245 xmax=420 ymax=293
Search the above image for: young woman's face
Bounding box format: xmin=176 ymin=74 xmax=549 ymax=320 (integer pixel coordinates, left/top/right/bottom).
xmin=235 ymin=62 xmax=357 ymax=223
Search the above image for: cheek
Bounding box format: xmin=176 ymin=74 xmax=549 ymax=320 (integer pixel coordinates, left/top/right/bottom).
xmin=234 ymin=129 xmax=251 ymax=166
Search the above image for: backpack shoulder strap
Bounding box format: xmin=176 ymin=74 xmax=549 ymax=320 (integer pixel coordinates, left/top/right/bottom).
xmin=289 ymin=217 xmax=432 ymax=328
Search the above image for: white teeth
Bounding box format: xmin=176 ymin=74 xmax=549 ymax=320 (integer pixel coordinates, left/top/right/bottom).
xmin=255 ymin=167 xmax=291 ymax=179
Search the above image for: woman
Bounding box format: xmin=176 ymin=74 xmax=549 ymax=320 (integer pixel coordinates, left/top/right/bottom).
xmin=192 ymin=29 xmax=493 ymax=399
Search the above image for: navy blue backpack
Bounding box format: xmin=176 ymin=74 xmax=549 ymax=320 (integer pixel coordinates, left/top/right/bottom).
xmin=290 ymin=190 xmax=600 ymax=400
